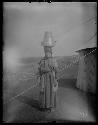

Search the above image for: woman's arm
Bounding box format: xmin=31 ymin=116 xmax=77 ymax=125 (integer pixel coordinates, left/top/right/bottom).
xmin=53 ymin=59 xmax=58 ymax=80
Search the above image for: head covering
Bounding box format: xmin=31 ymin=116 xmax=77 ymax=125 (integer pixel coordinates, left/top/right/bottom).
xmin=41 ymin=31 xmax=56 ymax=47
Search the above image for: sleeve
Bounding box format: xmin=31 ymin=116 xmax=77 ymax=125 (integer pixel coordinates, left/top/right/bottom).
xmin=36 ymin=64 xmax=40 ymax=76
xmin=37 ymin=59 xmax=43 ymax=75
xmin=53 ymin=59 xmax=58 ymax=79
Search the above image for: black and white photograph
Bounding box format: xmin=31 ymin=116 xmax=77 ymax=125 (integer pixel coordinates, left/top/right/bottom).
xmin=3 ymin=2 xmax=97 ymax=123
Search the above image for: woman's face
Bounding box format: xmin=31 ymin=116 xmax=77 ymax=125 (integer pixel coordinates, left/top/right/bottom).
xmin=44 ymin=47 xmax=52 ymax=57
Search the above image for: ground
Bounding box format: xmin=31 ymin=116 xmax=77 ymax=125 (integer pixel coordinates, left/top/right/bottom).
xmin=3 ymin=78 xmax=96 ymax=123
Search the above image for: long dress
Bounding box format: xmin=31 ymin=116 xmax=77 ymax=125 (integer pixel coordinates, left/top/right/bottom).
xmin=38 ymin=57 xmax=58 ymax=109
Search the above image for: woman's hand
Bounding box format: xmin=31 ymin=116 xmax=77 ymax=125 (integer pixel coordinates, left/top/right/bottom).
xmin=40 ymin=87 xmax=44 ymax=93
xmin=53 ymin=80 xmax=58 ymax=92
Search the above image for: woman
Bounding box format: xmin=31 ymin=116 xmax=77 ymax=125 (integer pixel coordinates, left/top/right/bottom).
xmin=38 ymin=32 xmax=58 ymax=112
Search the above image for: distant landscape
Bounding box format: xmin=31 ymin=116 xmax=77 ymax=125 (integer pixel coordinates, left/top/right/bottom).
xmin=4 ymin=55 xmax=79 ymax=84
xmin=19 ymin=55 xmax=79 ymax=79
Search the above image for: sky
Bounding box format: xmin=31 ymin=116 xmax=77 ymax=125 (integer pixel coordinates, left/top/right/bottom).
xmin=4 ymin=2 xmax=97 ymax=58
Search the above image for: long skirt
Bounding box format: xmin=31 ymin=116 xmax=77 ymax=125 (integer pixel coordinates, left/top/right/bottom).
xmin=39 ymin=72 xmax=57 ymax=109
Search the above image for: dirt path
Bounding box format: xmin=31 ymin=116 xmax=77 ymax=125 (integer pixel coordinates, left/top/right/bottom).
xmin=3 ymin=79 xmax=95 ymax=123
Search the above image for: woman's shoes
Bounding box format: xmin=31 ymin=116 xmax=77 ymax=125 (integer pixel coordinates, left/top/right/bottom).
xmin=50 ymin=108 xmax=55 ymax=112
xmin=47 ymin=107 xmax=55 ymax=112
xmin=39 ymin=107 xmax=55 ymax=112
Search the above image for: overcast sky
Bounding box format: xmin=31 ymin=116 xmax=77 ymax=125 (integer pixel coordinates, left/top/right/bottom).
xmin=4 ymin=2 xmax=97 ymax=57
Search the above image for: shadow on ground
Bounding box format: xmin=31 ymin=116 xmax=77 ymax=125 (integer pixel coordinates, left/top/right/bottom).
xmin=16 ymin=95 xmax=45 ymax=112
xmin=86 ymin=93 xmax=96 ymax=119
xmin=58 ymin=78 xmax=77 ymax=88
xmin=4 ymin=78 xmax=96 ymax=123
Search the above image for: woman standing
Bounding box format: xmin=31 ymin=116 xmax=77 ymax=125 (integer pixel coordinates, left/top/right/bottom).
xmin=38 ymin=31 xmax=58 ymax=112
